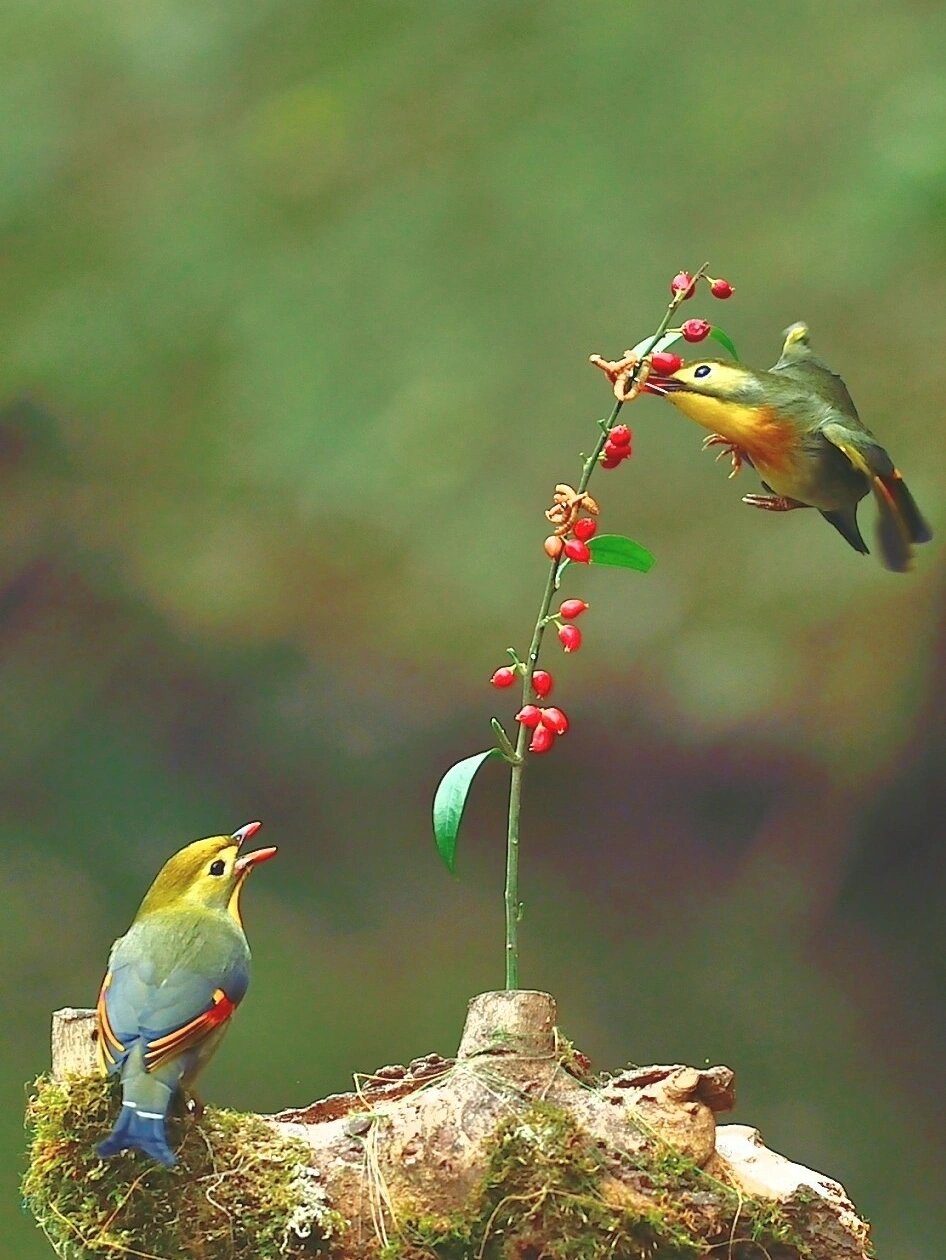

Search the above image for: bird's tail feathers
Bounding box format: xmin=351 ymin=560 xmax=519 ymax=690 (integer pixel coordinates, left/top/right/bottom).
xmin=824 ymin=427 xmax=931 ymax=572
xmin=97 ymin=1100 xmax=177 ymax=1167
xmin=878 ymin=471 xmax=932 ymax=545
xmin=872 ymin=471 xmax=932 ymax=573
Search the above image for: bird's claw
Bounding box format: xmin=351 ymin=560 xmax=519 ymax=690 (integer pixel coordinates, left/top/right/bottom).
xmin=702 ymin=433 xmax=746 ymax=478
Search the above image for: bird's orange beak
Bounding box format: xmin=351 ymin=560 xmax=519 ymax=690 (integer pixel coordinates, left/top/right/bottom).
xmin=231 ymin=821 xmax=278 ymax=875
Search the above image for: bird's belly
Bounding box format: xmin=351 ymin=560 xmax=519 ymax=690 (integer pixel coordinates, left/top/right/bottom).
xmin=669 ymin=397 xmax=800 ymax=479
xmin=759 ymin=438 xmax=867 ymax=510
xmin=754 ymin=461 xmax=829 ymax=505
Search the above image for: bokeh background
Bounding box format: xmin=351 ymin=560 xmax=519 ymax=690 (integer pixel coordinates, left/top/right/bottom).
xmin=3 ymin=2 xmax=945 ymax=1255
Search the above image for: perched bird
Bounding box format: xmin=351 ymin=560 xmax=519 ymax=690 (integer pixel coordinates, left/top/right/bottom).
xmin=647 ymin=322 xmax=932 ymax=571
xmin=95 ymin=822 xmax=276 ymax=1166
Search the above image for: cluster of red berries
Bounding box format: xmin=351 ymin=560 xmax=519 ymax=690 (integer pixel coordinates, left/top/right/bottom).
xmin=664 ymin=272 xmax=733 ymax=348
xmin=490 ymin=599 xmax=589 ymax=753
xmin=600 ymin=422 xmax=632 ymax=470
xmin=515 ymin=703 xmax=568 ymax=754
xmin=543 ymin=513 xmax=597 ymax=563
xmin=670 ymin=271 xmax=734 ymax=301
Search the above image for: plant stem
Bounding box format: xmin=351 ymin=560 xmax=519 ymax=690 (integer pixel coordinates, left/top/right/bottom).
xmin=504 ymin=559 xmax=559 ymax=989
xmin=502 ymin=272 xmax=704 ymax=990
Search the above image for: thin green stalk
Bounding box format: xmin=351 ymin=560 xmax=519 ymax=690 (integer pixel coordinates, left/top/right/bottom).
xmin=504 ymin=560 xmax=559 ymax=989
xmin=503 ymin=272 xmax=704 ymax=990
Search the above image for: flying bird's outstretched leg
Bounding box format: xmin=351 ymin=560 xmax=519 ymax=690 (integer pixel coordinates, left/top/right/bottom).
xmin=702 ymin=432 xmax=748 ymax=478
xmin=742 ymin=493 xmax=808 ymax=512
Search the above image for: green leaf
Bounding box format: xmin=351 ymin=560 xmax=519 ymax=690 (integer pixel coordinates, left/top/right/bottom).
xmin=709 ymin=326 xmax=739 ymax=359
xmin=587 ymin=533 xmax=655 ymax=573
xmin=433 ymin=749 xmax=501 ymax=873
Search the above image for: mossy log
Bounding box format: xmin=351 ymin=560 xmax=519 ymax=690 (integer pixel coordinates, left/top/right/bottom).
xmin=25 ymin=992 xmax=872 ymax=1259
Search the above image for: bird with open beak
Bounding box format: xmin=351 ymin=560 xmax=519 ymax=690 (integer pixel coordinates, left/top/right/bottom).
xmin=646 ymin=322 xmax=932 ymax=572
xmin=95 ymin=821 xmax=276 ymax=1166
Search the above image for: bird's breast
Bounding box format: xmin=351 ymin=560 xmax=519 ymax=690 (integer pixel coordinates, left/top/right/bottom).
xmin=668 ymin=395 xmax=801 ymax=477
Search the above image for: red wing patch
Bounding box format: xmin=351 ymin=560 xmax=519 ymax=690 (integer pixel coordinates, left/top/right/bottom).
xmin=143 ymin=988 xmax=237 ymax=1071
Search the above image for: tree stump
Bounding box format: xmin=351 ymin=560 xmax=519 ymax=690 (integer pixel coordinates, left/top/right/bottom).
xmin=25 ymin=993 xmax=872 ymax=1259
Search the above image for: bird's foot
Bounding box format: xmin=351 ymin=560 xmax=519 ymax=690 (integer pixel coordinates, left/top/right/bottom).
xmin=742 ymin=493 xmax=806 ymax=512
xmin=702 ymin=433 xmax=747 ymax=479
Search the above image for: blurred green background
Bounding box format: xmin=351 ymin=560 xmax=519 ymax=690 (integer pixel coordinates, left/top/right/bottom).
xmin=3 ymin=1 xmax=945 ymax=1255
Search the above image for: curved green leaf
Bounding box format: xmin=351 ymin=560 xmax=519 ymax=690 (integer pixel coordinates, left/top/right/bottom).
xmin=433 ymin=749 xmax=501 ymax=873
xmin=587 ymin=533 xmax=655 ymax=573
xmin=709 ymin=326 xmax=739 ymax=359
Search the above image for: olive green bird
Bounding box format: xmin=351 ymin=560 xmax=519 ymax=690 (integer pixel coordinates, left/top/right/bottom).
xmin=96 ymin=822 xmax=276 ymax=1166
xmin=647 ymin=322 xmax=932 ymax=571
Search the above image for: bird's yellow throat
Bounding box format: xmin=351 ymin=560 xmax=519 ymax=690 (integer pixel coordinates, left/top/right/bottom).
xmin=666 ymin=394 xmax=797 ymax=474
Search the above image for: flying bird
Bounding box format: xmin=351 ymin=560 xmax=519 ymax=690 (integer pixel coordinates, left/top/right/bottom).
xmin=647 ymin=322 xmax=932 ymax=571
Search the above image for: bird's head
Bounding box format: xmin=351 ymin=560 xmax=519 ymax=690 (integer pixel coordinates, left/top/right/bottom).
xmin=645 ymin=358 xmax=773 ymax=440
xmin=646 ymin=359 xmax=766 ymax=405
xmin=137 ymin=821 xmax=277 ymax=920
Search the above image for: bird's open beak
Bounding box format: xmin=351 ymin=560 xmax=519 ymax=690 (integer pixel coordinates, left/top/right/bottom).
xmin=231 ymin=821 xmax=278 ymax=875
xmin=642 ymin=375 xmax=685 ymax=397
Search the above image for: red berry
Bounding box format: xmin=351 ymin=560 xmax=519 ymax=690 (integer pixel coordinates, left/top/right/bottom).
xmin=650 ymin=350 xmax=683 ymax=375
xmin=682 ymin=319 xmax=711 ymax=343
xmin=670 ymin=271 xmax=696 ymax=299
xmin=572 ymin=517 xmax=597 ymax=542
xmin=515 ymin=705 xmax=542 ymax=729
xmin=563 ymin=537 xmax=591 ymax=563
xmin=532 ymin=670 xmax=553 ymax=697
xmin=710 ymin=277 xmax=734 ymax=299
xmin=600 ymin=454 xmax=622 ymax=470
xmin=558 ymin=624 xmax=582 ymax=652
xmin=490 ymin=666 xmax=517 ymax=688
xmin=529 ymin=725 xmax=555 ymax=754
xmin=544 ymin=535 xmax=564 ymax=559
xmin=603 ymin=440 xmax=630 ymax=462
xmin=559 ymin=599 xmax=589 ymax=620
xmin=540 ymin=706 xmax=569 ymax=735
xmin=608 ymin=424 xmax=631 ymax=447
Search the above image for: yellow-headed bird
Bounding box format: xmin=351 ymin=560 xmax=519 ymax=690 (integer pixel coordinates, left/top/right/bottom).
xmin=647 ymin=322 xmax=932 ymax=571
xmin=96 ymin=821 xmax=276 ymax=1166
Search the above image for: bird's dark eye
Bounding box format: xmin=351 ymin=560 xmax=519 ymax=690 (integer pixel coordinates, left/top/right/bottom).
xmin=209 ymin=859 xmax=226 ymax=877
xmin=694 ymin=365 xmax=712 ymax=378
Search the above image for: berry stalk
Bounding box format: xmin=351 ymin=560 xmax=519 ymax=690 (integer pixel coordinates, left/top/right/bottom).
xmin=500 ymin=270 xmax=706 ymax=990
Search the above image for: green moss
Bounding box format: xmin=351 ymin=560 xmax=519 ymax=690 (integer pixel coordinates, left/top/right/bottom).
xmin=23 ymin=1074 xmax=345 ymax=1260
xmin=380 ymin=1102 xmax=815 ymax=1260
xmin=24 ymin=1079 xmax=825 ymax=1260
